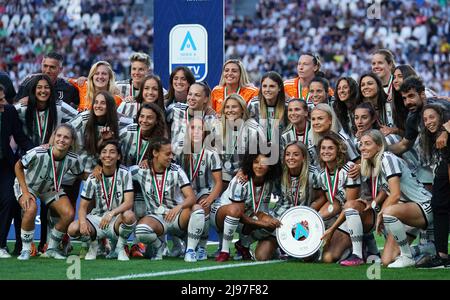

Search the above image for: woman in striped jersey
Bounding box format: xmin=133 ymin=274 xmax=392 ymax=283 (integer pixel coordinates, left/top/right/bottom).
xmin=247 ymin=71 xmax=287 ymax=145
xmin=14 ymin=124 xmax=83 ymax=260
xmin=131 ymin=137 xmax=205 ymax=262
xmin=281 ymin=99 xmax=310 ymax=153
xmin=211 ymin=150 xmax=281 ymax=262
xmin=170 ymin=82 xmax=217 ymax=156
xmin=15 ymin=74 xmax=78 ymax=255
xmin=118 ymin=102 xmax=167 ymax=257
xmin=309 ymin=104 xmax=360 ymax=169
xmin=360 ymin=130 xmax=433 ymax=268
xmin=417 ymin=105 xmax=450 ymax=268
xmin=251 ymin=141 xmax=320 ymax=261
xmin=68 ymin=91 xmax=128 ymax=176
xmin=333 ymin=77 xmax=360 ymax=138
xmin=68 ymin=140 xmax=136 ymax=261
xmin=117 ymin=75 xmax=165 ymax=119
xmin=359 ymin=72 xmax=398 ymax=133
xmin=67 ymin=91 xmax=125 ymax=256
xmin=371 ymin=49 xmax=396 ymax=101
xmin=311 ymin=133 xmax=361 ymax=264
xmin=218 ymin=94 xmax=267 ymax=191
xmin=165 ymin=66 xmax=196 ymax=124
xmin=175 ymin=117 xmax=223 ymax=261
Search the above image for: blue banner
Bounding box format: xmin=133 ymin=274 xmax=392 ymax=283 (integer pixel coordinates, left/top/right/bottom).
xmin=154 ymin=0 xmax=224 ymax=88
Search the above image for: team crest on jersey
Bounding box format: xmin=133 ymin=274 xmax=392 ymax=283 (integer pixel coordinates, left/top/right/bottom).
xmin=58 ymin=91 xmax=64 ymax=100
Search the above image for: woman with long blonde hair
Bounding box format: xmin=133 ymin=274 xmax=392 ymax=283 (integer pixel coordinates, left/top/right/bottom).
xmin=359 ymin=129 xmax=433 ymax=268
xmin=211 ymin=59 xmax=258 ymax=114
xmin=69 ymin=61 xmax=122 ymax=111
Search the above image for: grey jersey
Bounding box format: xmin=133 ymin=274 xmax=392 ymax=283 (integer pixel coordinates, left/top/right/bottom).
xmin=273 ymin=165 xmax=321 ymax=219
xmin=67 ymin=111 xmax=131 ymax=173
xmin=375 ymin=152 xmax=431 ymax=203
xmin=280 ymin=123 xmax=311 ymax=151
xmin=318 ymin=161 xmax=361 ymax=205
xmin=117 ymin=101 xmax=141 ymax=119
xmin=15 ymin=101 xmax=78 ymax=145
xmin=116 ymin=79 xmax=139 ymax=101
xmin=15 ymin=146 xmax=83 ymax=196
xmin=218 ymin=118 xmax=268 ymax=181
xmin=175 ymin=148 xmax=222 ymax=199
xmin=308 ymin=128 xmax=360 ymax=168
xmin=130 ymin=163 xmax=191 ymax=213
xmin=170 ymin=103 xmax=218 ymax=155
xmin=119 ymin=123 xmax=150 ymax=166
xmin=80 ymin=166 xmax=134 ymax=216
xmin=216 ymin=175 xmax=276 ymax=216
xmin=247 ymin=97 xmax=286 ymax=144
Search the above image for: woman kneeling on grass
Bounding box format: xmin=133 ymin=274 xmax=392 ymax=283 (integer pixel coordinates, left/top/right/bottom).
xmin=360 ymin=129 xmax=433 ymax=268
xmin=15 ymin=124 xmax=83 ymax=260
xmin=68 ymin=140 xmax=136 ymax=261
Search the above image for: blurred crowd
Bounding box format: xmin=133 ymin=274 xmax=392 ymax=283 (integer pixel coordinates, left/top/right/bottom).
xmin=0 ymin=0 xmax=152 ymax=89
xmin=225 ymin=0 xmax=450 ymax=94
xmin=1 ymin=0 xmax=449 ymax=95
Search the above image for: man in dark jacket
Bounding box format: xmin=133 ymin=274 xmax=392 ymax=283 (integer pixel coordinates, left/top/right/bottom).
xmin=0 ymin=84 xmax=33 ymax=258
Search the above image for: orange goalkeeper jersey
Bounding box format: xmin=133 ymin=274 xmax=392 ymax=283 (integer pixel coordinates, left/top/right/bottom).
xmin=211 ymin=85 xmax=259 ymax=114
xmin=69 ymin=79 xmax=122 ymax=112
xmin=284 ymin=77 xmax=334 ymax=100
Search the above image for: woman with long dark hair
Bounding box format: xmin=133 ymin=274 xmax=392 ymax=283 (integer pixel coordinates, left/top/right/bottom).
xmin=117 ymin=75 xmax=165 ymax=119
xmin=210 ymin=149 xmax=281 ymax=262
xmin=333 ymin=77 xmax=360 ymax=137
xmin=248 ymin=71 xmax=287 ymax=145
xmin=416 ymin=105 xmax=450 ymax=268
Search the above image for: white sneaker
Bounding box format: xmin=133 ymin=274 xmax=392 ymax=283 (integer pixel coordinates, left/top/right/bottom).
xmin=184 ymin=249 xmax=197 ymax=262
xmin=41 ymin=249 xmax=66 ymax=260
xmin=196 ymin=247 xmax=208 ymax=261
xmin=85 ymin=241 xmax=99 ymax=260
xmin=0 ymin=248 xmax=11 ymax=258
xmin=17 ymin=250 xmax=31 ymax=261
xmin=117 ymin=248 xmax=129 ymax=261
xmin=388 ymin=255 xmax=415 ymax=268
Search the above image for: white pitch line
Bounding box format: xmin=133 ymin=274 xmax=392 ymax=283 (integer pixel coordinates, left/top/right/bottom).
xmin=93 ymin=260 xmax=283 ymax=280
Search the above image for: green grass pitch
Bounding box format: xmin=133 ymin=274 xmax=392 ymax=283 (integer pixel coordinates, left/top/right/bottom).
xmin=1 ymin=236 xmax=449 ymax=280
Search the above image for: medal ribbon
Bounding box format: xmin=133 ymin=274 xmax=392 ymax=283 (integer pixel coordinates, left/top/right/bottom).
xmin=100 ymin=170 xmax=117 ymax=210
xmin=249 ymin=178 xmax=266 ymax=214
xmin=324 ymin=166 xmax=340 ymax=206
xmin=371 ymin=174 xmax=378 ymax=201
xmin=50 ymin=147 xmax=66 ymax=193
xmin=225 ymin=86 xmax=241 ymax=98
xmin=36 ymin=110 xmax=49 ymax=144
xmin=151 ymin=165 xmax=168 ymax=207
xmin=190 ymin=147 xmax=206 ymax=181
xmin=293 ymin=120 xmax=308 ymax=145
xmin=136 ymin=127 xmax=149 ymax=164
xmin=291 ymin=176 xmax=301 ymax=207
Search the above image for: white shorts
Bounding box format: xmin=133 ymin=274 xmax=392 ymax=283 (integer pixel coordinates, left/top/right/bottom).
xmin=144 ymin=209 xmax=185 ymax=237
xmin=404 ymin=201 xmax=434 ymax=238
xmin=14 ymin=183 xmax=66 ymax=207
xmin=133 ymin=191 xmax=147 ymax=219
xmin=86 ymin=214 xmax=120 ymax=240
